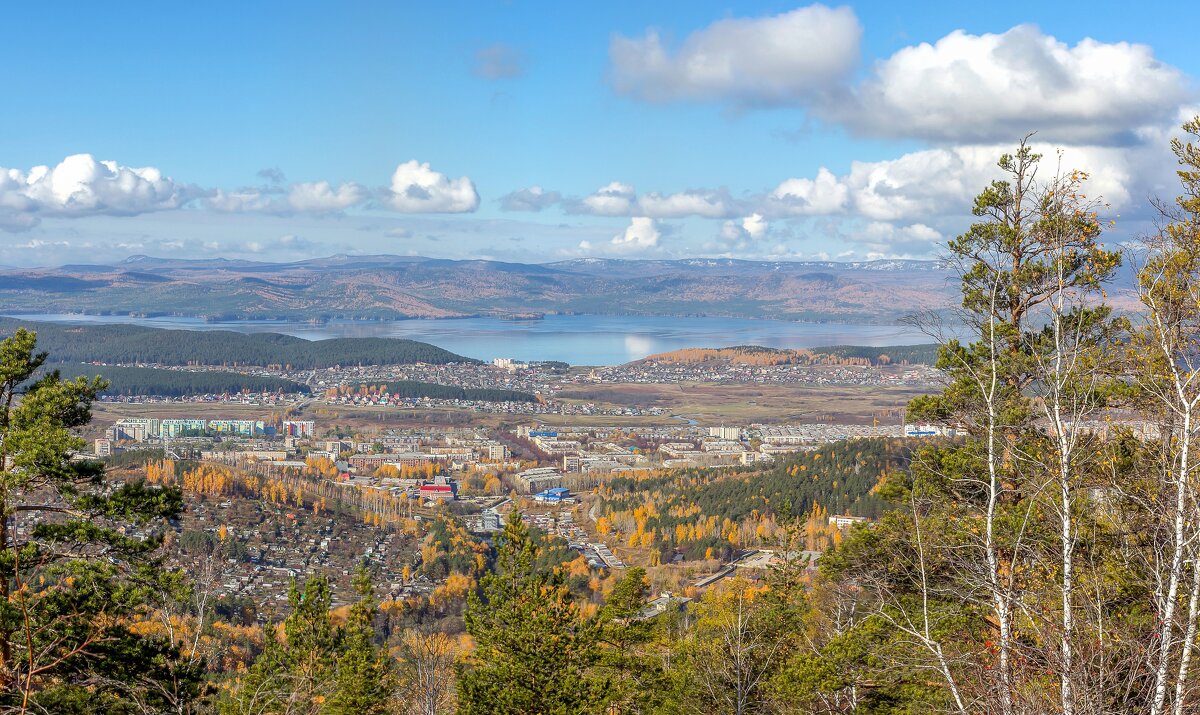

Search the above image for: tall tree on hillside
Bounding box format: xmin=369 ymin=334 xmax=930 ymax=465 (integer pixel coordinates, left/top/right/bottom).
xmin=456 ymin=510 xmax=606 ymax=715
xmin=328 ymin=569 xmax=395 ymax=715
xmin=594 ymin=566 xmax=668 ymax=713
xmin=397 ymin=629 xmax=457 ymax=715
xmin=219 ymin=577 xmax=337 ymax=715
xmin=220 ymin=571 xmax=392 ymax=715
xmin=0 ymin=327 xmax=198 ymax=712
xmin=674 ymin=534 xmax=809 ymax=714
xmin=669 ymin=578 xmax=785 ymax=715
xmin=1129 ymin=116 xmax=1200 ymax=715
xmin=832 ymin=140 xmax=1124 ymax=713
xmin=986 ymin=155 xmax=1124 ymax=715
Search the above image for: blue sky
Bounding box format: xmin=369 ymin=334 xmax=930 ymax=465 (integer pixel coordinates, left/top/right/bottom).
xmin=1 ymin=1 xmax=1198 ymax=266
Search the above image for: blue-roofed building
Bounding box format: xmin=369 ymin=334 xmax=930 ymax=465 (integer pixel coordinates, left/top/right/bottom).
xmin=533 ymin=487 xmax=570 ymax=503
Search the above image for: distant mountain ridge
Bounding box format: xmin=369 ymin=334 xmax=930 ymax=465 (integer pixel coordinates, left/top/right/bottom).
xmin=0 ymin=254 xmax=958 ymax=323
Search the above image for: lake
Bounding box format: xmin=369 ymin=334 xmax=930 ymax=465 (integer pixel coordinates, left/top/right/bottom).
xmin=6 ymin=313 xmax=942 ymax=365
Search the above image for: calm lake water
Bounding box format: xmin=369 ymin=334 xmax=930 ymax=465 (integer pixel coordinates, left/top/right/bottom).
xmin=7 ymin=313 xmax=940 ymax=365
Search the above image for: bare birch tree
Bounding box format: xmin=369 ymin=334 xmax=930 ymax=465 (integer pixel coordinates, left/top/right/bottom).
xmin=396 ymin=629 xmax=457 ymax=715
xmin=1126 ymin=117 xmax=1200 ymax=715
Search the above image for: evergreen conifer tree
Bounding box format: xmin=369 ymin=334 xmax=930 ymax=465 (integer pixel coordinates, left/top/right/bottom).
xmin=457 ymin=510 xmax=606 ymax=714
xmin=0 ymin=327 xmax=199 ymax=712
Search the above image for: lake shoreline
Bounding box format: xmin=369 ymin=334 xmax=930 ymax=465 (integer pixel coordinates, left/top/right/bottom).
xmin=2 ymin=312 xmax=954 ymax=366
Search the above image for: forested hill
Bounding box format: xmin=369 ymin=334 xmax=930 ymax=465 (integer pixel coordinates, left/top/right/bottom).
xmin=812 ymin=343 xmax=938 ymax=365
xmin=596 ymin=438 xmax=910 ymax=561
xmin=47 ymin=363 xmax=310 ymax=397
xmin=0 ymin=318 xmax=473 ymax=368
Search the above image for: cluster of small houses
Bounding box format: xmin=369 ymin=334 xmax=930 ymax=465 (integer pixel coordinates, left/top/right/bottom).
xmin=589 ymin=361 xmax=942 ymax=388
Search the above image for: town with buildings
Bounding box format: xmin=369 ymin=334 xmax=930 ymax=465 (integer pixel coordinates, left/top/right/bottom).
xmin=86 ymin=402 xmax=962 ymax=609
xmin=97 ymin=413 xmax=958 ymax=483
xmin=89 ymin=356 xmax=943 ymax=418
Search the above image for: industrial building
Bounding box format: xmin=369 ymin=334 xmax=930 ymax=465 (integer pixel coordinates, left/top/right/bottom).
xmin=533 ymin=487 xmax=571 ymax=503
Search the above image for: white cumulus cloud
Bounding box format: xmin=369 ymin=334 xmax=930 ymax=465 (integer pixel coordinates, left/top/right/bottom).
xmin=609 ymin=216 xmax=662 ymax=252
xmin=844 ymin=147 xmax=995 ymax=222
xmin=850 ymin=222 xmax=944 ymax=257
xmin=560 ymin=183 xmax=738 ymax=218
xmin=610 ymin=3 xmax=862 ymax=104
xmin=758 ymin=138 xmax=1159 ymax=226
xmin=610 ymin=10 xmax=1191 ymax=149
xmin=742 ymin=213 xmax=768 ymax=239
xmin=720 ymin=213 xmax=769 ymax=243
xmin=575 ymin=181 xmax=637 ymax=216
xmin=287 ymin=181 xmax=369 ymax=213
xmin=387 ymin=160 xmax=479 ymax=213
xmin=206 ymin=180 xmax=368 ymax=215
xmin=638 ymin=189 xmax=735 ymax=218
xmin=768 ymin=167 xmax=850 ymax=215
xmin=0 ymin=154 xmax=193 ymax=230
xmin=828 ymin=24 xmax=1191 ymax=145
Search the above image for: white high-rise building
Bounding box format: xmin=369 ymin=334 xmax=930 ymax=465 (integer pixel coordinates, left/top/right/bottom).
xmin=708 ymin=425 xmax=742 ymax=441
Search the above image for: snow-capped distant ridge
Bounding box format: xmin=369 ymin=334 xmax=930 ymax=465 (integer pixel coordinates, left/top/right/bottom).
xmin=548 ymin=257 xmax=946 ymax=270
xmin=678 ymin=258 xmax=739 ymax=267
xmin=796 ymin=259 xmax=950 ymax=271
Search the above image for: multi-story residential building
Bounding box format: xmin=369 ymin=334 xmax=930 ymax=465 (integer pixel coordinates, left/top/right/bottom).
xmin=708 ymin=426 xmax=742 ymax=441
xmin=282 ymin=420 xmax=316 ymax=437
xmin=111 ymin=417 xmax=162 ymax=441
xmin=207 ymin=419 xmax=266 ymax=436
xmin=160 ymin=419 xmax=208 ymax=438
xmin=482 ymin=442 xmax=509 ymax=460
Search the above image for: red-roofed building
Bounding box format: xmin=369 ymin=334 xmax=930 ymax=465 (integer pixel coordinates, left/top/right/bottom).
xmin=419 ymin=476 xmax=458 ymax=501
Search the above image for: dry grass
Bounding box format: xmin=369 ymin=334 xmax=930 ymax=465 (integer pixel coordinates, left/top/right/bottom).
xmin=90 ymin=379 xmax=931 ymax=436
xmin=555 ymin=381 xmax=926 ymax=425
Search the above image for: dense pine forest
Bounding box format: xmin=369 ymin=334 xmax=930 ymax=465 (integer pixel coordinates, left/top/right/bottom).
xmin=46 ymin=362 xmax=311 ymax=396
xmin=0 ymin=318 xmax=473 ymax=367
xmin=596 ymin=438 xmax=905 ymax=561
xmin=810 ymin=343 xmax=938 ymax=365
